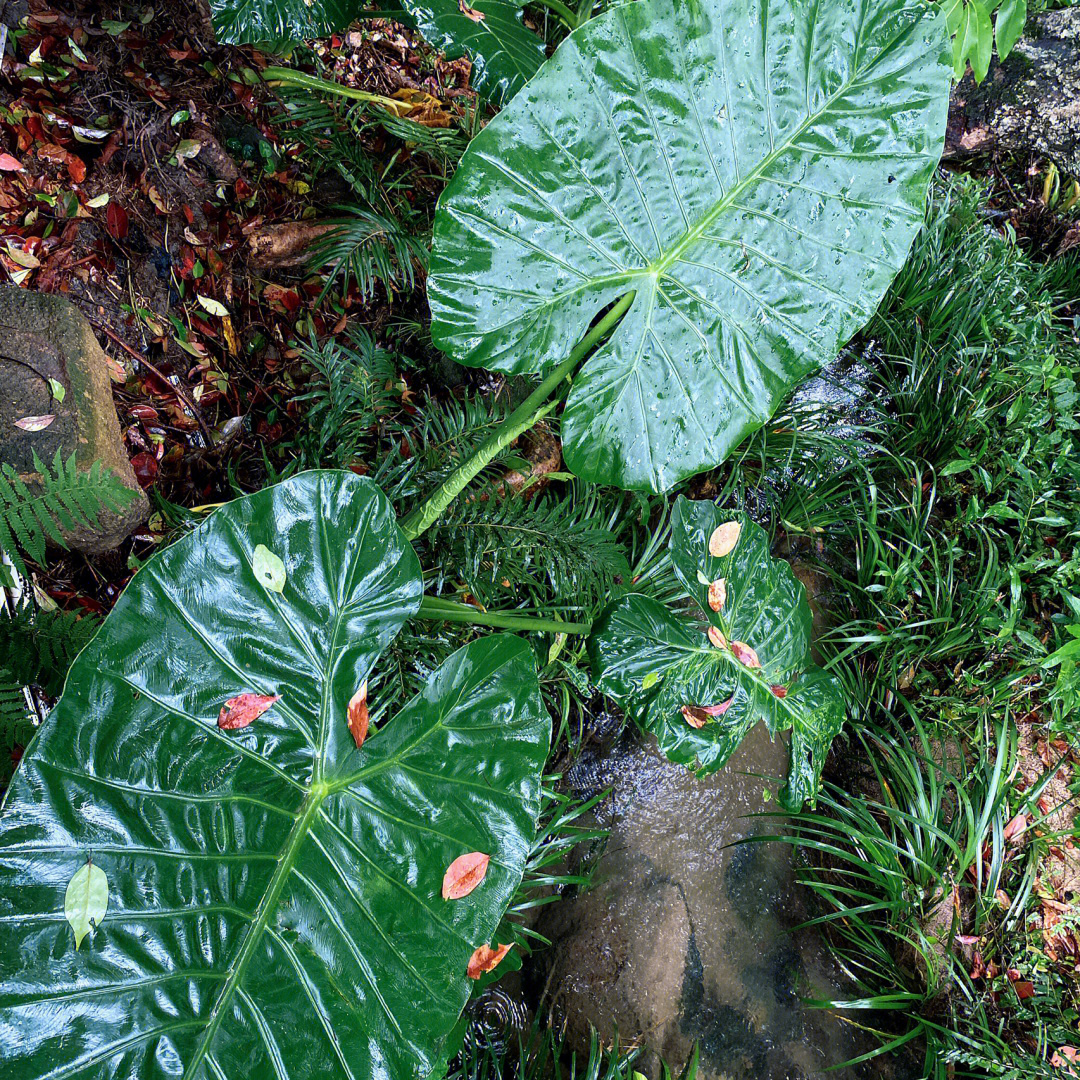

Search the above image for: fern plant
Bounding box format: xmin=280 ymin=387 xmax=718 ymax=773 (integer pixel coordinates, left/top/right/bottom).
xmin=292 ymin=327 xmax=402 ymax=469
xmin=311 ymin=207 xmax=428 ymax=304
xmin=0 ymin=604 xmax=99 ymax=698
xmin=0 ymin=451 xmax=137 ymax=577
xmin=0 ymin=667 xmax=34 ymax=791
xmin=423 ymin=487 xmax=630 ymax=614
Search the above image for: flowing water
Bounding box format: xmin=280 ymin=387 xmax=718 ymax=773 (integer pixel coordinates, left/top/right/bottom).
xmin=524 ymin=725 xmax=914 ymax=1079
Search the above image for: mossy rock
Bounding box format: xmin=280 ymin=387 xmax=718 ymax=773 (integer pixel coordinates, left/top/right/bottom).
xmin=0 ymin=286 xmax=147 ymax=554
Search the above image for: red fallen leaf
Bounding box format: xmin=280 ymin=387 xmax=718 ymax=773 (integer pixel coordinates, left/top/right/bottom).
xmin=459 ymin=0 xmax=487 ymax=20
xmin=770 ymin=684 xmax=787 ymax=698
xmin=0 ymin=153 xmax=23 ymax=171
xmin=730 ymin=641 xmax=761 ymax=668
xmin=106 ymin=201 xmax=129 ymax=239
xmin=1011 ymin=979 xmax=1035 ymax=1000
xmin=66 ymin=154 xmax=86 ymax=184
xmin=218 ymin=693 xmax=280 ymax=730
xmin=707 ymin=626 xmax=727 ymax=649
xmin=707 ymin=577 xmax=726 ymax=612
xmin=682 ymin=697 xmax=735 ymax=728
xmin=708 ymin=520 xmax=741 ymax=558
xmin=955 ymin=934 xmax=979 ymax=946
xmin=467 ymin=942 xmax=511 ymax=979
xmin=1002 ymin=813 xmax=1028 ymax=844
xmin=442 ymin=852 xmax=490 ymax=899
xmin=347 ymin=680 xmax=369 ymax=749
xmin=130 ymin=452 xmax=158 ymax=488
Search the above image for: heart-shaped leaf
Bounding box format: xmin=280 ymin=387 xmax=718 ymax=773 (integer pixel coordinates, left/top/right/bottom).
xmin=588 ymin=496 xmax=844 ymax=808
xmin=210 ymin=0 xmax=366 ymax=46
xmin=0 ymin=472 xmax=550 ymax=1080
xmin=399 ymin=0 xmax=546 ymax=104
xmin=429 ymin=0 xmax=950 ymax=491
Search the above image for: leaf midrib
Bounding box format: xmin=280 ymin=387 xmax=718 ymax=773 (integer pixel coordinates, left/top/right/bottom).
xmin=180 ymin=787 xmax=326 ymax=1080
xmin=492 ymin=7 xmax=921 ymax=312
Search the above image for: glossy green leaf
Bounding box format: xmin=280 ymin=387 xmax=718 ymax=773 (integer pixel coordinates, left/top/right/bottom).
xmin=399 ymin=0 xmax=546 ymax=105
xmin=994 ymin=0 xmax=1025 ymax=60
xmin=0 ymin=472 xmax=551 ymax=1080
xmin=970 ymin=0 xmax=994 ymax=80
xmin=64 ymin=860 xmax=108 ymax=950
xmin=210 ymin=0 xmax=364 ymax=47
xmin=588 ymin=497 xmax=845 ymax=809
xmin=429 ymin=0 xmax=951 ymax=492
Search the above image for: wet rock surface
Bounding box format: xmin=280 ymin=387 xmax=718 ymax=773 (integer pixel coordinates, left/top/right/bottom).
xmin=0 ymin=285 xmax=147 ymax=553
xmin=535 ymin=726 xmax=914 ymax=1079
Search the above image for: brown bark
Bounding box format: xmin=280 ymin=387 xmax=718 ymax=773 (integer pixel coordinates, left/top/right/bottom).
xmin=946 ymin=8 xmax=1080 ymax=175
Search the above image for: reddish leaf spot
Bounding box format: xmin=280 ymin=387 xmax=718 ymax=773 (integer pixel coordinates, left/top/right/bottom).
xmin=708 ymin=521 xmax=741 ymax=558
xmin=467 ymin=942 xmax=512 ymax=979
xmin=347 ymin=680 xmax=369 ymax=749
xmin=707 ymin=577 xmax=727 ymax=612
xmin=707 ymin=626 xmax=727 ymax=649
xmin=730 ymin=641 xmax=761 ymax=668
xmin=217 ymin=693 xmax=280 ymax=730
xmin=770 ymin=684 xmax=787 ymax=699
xmin=442 ymin=852 xmax=490 ymax=900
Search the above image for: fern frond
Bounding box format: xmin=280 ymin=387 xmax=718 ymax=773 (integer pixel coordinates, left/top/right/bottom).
xmin=0 ymin=605 xmax=99 ymax=697
xmin=373 ymin=396 xmax=509 ymax=506
xmin=0 ymin=667 xmax=34 ymax=790
xmin=310 ymin=207 xmax=428 ymax=303
xmin=0 ymin=452 xmax=137 ymax=575
xmin=293 ymin=328 xmax=402 ymax=469
xmin=423 ymin=487 xmax=631 ymax=613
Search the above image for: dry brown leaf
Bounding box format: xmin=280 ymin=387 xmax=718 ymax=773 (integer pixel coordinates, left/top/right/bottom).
xmin=707 ymin=626 xmax=727 ymax=649
xmin=459 ymin=0 xmax=487 ymax=20
xmin=707 ymin=578 xmax=727 ymax=612
xmin=708 ymin=521 xmax=741 ymax=558
xmin=443 ymin=852 xmax=490 ymax=900
xmin=347 ymin=680 xmax=369 ymax=749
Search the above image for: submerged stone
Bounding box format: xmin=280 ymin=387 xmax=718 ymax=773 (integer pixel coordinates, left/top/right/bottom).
xmin=536 ymin=726 xmax=916 ymax=1079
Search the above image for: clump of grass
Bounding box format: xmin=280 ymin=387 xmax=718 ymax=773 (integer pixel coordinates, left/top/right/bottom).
xmin=743 ymin=177 xmax=1080 ymax=1076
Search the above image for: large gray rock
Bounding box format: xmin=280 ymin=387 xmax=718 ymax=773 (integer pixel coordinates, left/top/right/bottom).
xmin=946 ymin=9 xmax=1080 ymax=176
xmin=0 ymin=286 xmax=147 ymax=554
xmin=537 ymin=726 xmax=911 ymax=1079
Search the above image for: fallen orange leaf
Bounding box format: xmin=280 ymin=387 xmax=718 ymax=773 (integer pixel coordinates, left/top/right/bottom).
xmin=442 ymin=852 xmax=490 ymax=899
xmin=347 ymin=681 xmax=369 ymax=749
xmin=708 ymin=521 xmax=741 ymax=558
xmin=467 ymin=942 xmax=511 ymax=979
xmin=218 ymin=693 xmax=280 ymax=730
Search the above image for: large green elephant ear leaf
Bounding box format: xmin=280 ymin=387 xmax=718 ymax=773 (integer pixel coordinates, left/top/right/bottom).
xmin=399 ymin=0 xmax=546 ymax=105
xmin=0 ymin=471 xmax=551 ymax=1080
xmin=210 ymin=0 xmax=364 ymax=47
xmin=429 ymin=0 xmax=951 ymax=491
xmin=588 ymin=497 xmax=844 ymax=808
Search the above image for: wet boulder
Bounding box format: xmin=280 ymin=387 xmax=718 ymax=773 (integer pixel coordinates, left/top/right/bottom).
xmin=0 ymin=286 xmax=147 ymax=554
xmin=536 ymin=726 xmax=911 ymax=1079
